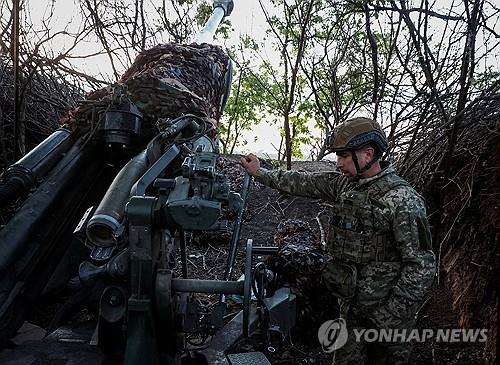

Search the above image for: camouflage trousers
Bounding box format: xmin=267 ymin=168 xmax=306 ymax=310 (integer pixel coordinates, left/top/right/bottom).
xmin=331 ymin=300 xmax=416 ymax=365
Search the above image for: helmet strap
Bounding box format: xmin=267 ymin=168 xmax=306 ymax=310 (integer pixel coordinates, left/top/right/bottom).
xmin=351 ymin=150 xmax=379 ymax=176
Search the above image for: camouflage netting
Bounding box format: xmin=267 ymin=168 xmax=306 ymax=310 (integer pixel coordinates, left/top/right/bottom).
xmin=266 ymin=219 xmax=337 ymax=340
xmin=62 ymin=43 xmax=230 ymax=133
xmin=401 ymin=90 xmax=500 ymax=365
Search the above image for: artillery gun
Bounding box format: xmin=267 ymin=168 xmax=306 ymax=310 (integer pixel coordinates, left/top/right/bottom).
xmin=0 ymin=2 xmax=296 ymax=364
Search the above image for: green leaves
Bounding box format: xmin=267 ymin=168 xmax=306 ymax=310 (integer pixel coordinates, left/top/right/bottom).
xmin=219 ymin=65 xmax=266 ymax=154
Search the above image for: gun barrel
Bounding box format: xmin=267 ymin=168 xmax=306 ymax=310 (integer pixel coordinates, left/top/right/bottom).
xmin=194 ymin=7 xmax=225 ymax=44
xmin=193 ymin=0 xmax=234 ymax=44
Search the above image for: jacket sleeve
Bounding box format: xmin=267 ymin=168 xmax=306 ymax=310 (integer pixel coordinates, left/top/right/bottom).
xmin=372 ymin=191 xmax=436 ymax=328
xmin=255 ymin=168 xmax=347 ymax=201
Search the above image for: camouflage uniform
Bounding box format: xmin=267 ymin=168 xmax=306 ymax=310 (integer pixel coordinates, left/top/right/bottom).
xmin=255 ymin=161 xmax=436 ymax=365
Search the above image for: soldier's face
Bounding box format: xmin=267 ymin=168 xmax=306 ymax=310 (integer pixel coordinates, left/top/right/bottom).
xmin=336 ymin=149 xmax=373 ymax=177
xmin=336 ymin=151 xmax=357 ymax=177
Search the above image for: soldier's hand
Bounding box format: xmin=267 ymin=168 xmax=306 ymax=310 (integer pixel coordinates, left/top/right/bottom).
xmin=240 ymin=154 xmax=261 ymax=177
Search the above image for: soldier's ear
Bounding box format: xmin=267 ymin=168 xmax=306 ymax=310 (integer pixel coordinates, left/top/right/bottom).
xmin=367 ymin=146 xmax=376 ymax=159
xmin=360 ymin=144 xmax=375 ymax=160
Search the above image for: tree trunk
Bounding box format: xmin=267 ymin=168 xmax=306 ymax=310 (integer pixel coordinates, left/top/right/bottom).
xmin=284 ymin=114 xmax=292 ymax=170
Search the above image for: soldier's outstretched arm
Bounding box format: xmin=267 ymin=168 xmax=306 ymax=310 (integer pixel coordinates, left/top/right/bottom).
xmin=372 ymin=190 xmax=436 ymax=328
xmin=240 ymin=154 xmax=346 ymax=201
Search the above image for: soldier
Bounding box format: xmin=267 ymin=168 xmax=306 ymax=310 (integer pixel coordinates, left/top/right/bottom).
xmin=240 ymin=117 xmax=436 ymax=364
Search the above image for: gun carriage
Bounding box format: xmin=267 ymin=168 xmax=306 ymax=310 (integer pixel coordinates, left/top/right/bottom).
xmin=0 ymin=2 xmax=296 ymax=364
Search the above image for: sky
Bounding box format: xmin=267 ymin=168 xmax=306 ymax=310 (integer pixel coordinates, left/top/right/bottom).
xmin=27 ymin=0 xmax=271 ymax=82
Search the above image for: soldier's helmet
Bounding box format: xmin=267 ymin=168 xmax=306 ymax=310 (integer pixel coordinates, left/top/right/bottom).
xmin=331 ymin=117 xmax=388 ymax=155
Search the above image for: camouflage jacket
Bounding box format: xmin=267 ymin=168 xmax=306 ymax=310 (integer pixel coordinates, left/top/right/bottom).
xmin=255 ymin=163 xmax=436 ymax=320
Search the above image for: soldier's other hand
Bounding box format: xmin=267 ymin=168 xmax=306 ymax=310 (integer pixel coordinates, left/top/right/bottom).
xmin=240 ymin=154 xmax=261 ymax=177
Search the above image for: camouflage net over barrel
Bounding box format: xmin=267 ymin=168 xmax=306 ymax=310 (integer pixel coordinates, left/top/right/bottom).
xmin=62 ymin=43 xmax=230 ymax=133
